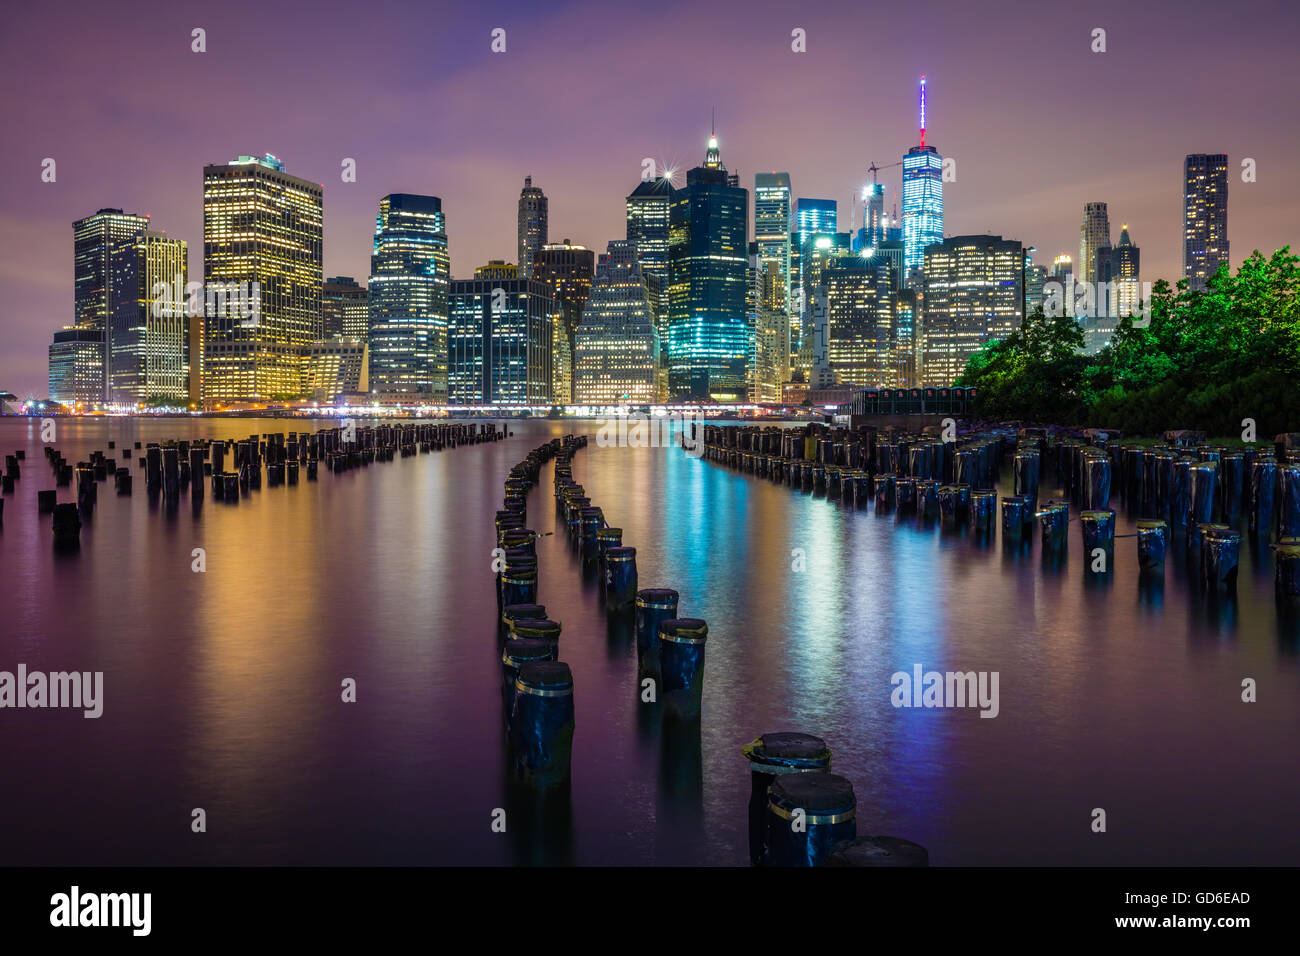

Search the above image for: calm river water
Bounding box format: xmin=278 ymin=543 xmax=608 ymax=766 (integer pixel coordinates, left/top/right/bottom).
xmin=0 ymin=417 xmax=1296 ymax=865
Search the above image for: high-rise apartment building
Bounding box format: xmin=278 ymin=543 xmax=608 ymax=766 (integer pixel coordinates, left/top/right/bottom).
xmin=1183 ymin=153 xmax=1229 ymax=292
xmin=1079 ymin=201 xmax=1111 ymax=286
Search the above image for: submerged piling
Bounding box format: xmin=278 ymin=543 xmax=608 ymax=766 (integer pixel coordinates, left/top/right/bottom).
xmin=659 ymin=618 xmax=708 ymax=720
xmin=765 ymin=771 xmax=857 ymax=868
xmin=741 ymin=733 xmax=831 ymax=866
xmin=510 ymin=661 xmax=574 ymax=789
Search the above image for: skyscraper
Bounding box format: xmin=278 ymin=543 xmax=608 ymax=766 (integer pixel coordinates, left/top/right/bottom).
xmin=857 ymin=182 xmax=886 ymax=250
xmin=1078 ymin=201 xmax=1111 ymax=286
xmin=1023 ymin=248 xmax=1048 ymax=318
xmin=666 ymin=132 xmax=750 ymax=401
xmin=48 ymin=328 xmax=105 ymax=408
xmin=448 ymin=265 xmax=555 ymax=404
xmin=322 ymin=276 xmax=369 ymax=342
xmin=109 ymin=230 xmax=190 ymax=406
xmin=822 ymin=241 xmax=911 ymax=388
xmin=754 ymin=172 xmax=792 ymax=385
xmin=533 ymin=240 xmax=595 ymax=403
xmin=922 ymin=235 xmax=1024 ymax=385
xmin=1092 ymin=225 xmax=1142 ymax=352
xmin=625 ymin=175 xmax=673 ymax=331
xmin=202 ymin=154 xmax=322 ymax=404
xmin=1183 ymin=154 xmax=1229 ymax=292
xmin=517 ymin=176 xmax=548 ymax=279
xmin=902 ymin=77 xmax=944 ymax=287
xmin=794 ymin=198 xmax=837 ymax=252
xmin=791 ymin=199 xmax=837 ymax=362
xmin=367 ymin=194 xmax=450 ymax=399
xmin=73 ymin=207 xmax=149 ymax=401
xmin=573 ymin=240 xmax=659 ymax=404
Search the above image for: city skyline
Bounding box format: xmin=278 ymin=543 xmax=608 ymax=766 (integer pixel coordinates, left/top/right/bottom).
xmin=2 ymin=0 xmax=1297 ymax=396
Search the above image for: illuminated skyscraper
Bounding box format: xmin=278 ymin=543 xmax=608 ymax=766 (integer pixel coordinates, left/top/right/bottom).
xmin=323 ymin=276 xmax=369 ymax=342
xmin=754 ymin=173 xmax=792 ymax=386
xmin=1023 ymin=248 xmax=1047 ymax=318
xmin=795 ymin=198 xmax=837 ymax=252
xmin=922 ymin=235 xmax=1024 ymax=385
xmin=202 ymin=154 xmax=322 ymax=403
xmin=573 ymin=240 xmax=659 ymax=404
xmin=1079 ymin=201 xmax=1111 ymax=286
xmin=517 ymin=176 xmax=548 ymax=279
xmin=109 ymin=230 xmax=190 ymax=406
xmin=791 ymin=199 xmax=837 ymax=362
xmin=858 ymin=182 xmax=886 ymax=250
xmin=902 ymin=76 xmax=944 ymax=287
xmin=73 ymin=207 xmax=149 ymax=401
xmin=533 ymin=240 xmax=595 ymax=403
xmin=1091 ymin=225 xmax=1142 ymax=352
xmin=367 ymin=194 xmax=450 ymax=399
xmin=666 ymin=131 xmax=750 ymax=401
xmin=626 ymin=175 xmax=673 ymax=331
xmin=48 ymin=328 xmax=105 ymax=408
xmin=1183 ymin=153 xmax=1229 ymax=292
xmin=448 ymin=266 xmax=555 ymax=404
xmin=824 ymin=243 xmax=909 ymax=387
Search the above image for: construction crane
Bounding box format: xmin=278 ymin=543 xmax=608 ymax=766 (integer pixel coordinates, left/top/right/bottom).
xmin=866 ymin=160 xmax=903 ymax=183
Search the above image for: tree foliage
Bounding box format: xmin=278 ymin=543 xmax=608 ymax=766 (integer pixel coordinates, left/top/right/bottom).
xmin=956 ymin=248 xmax=1300 ymax=434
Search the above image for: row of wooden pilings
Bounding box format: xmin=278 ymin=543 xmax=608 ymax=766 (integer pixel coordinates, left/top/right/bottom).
xmin=24 ymin=421 xmax=503 ymax=549
xmin=496 ymin=429 xmax=929 ymax=865
xmin=494 ymin=435 xmax=585 ymax=791
xmin=689 ymin=422 xmax=1300 ymax=612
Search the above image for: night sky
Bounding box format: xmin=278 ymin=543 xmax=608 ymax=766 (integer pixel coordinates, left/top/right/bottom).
xmin=1 ymin=0 xmax=1296 ymax=397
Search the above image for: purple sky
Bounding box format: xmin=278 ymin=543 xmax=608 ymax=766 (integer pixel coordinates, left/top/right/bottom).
xmin=2 ymin=0 xmax=1297 ymax=397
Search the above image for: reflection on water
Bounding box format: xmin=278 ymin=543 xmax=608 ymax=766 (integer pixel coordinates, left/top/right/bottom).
xmin=0 ymin=417 xmax=1297 ymax=866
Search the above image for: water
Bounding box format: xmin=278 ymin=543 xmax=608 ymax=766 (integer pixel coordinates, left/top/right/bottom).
xmin=1 ymin=417 xmax=1297 ymax=866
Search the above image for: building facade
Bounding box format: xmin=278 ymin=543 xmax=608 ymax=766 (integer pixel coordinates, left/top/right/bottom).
xmin=109 ymin=230 xmax=190 ymax=406
xmin=448 ymin=269 xmax=555 ymax=404
xmin=73 ymin=207 xmax=150 ymax=401
xmin=48 ymin=328 xmax=105 ymax=408
xmin=323 ymin=276 xmax=368 ymax=342
xmin=517 ymin=176 xmax=548 ymax=279
xmin=666 ymin=134 xmax=750 ymax=401
xmin=533 ymin=240 xmax=595 ymax=404
xmin=1183 ymin=153 xmax=1229 ymax=292
xmin=202 ymin=154 xmax=322 ymax=404
xmin=626 ymin=175 xmax=673 ymax=332
xmin=367 ymin=194 xmax=449 ymax=399
xmin=1079 ymin=201 xmax=1111 ymax=286
xmin=573 ymin=240 xmax=659 ymax=405
xmin=922 ymin=235 xmax=1024 ymax=385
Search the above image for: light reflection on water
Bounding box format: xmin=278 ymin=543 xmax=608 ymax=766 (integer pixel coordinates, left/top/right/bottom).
xmin=0 ymin=417 xmax=1296 ymax=866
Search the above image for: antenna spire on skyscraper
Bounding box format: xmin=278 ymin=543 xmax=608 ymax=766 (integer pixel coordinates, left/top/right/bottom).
xmin=919 ymin=75 xmax=927 ymax=149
